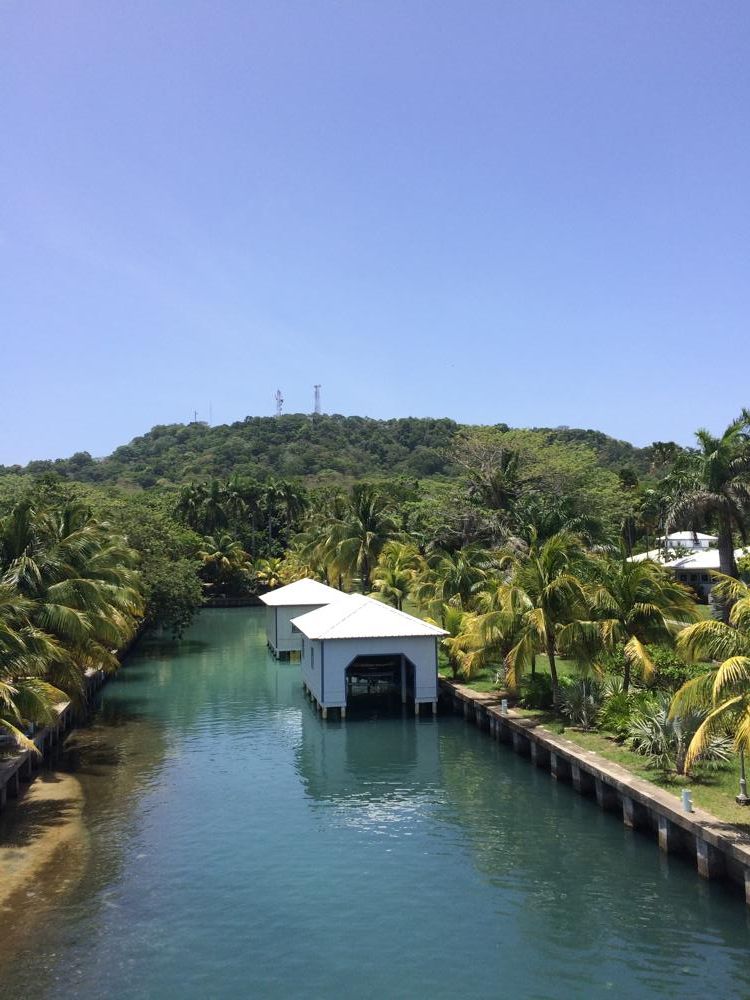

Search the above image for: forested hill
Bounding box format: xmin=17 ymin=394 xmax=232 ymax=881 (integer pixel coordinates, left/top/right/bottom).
xmin=1 ymin=415 xmax=654 ymax=488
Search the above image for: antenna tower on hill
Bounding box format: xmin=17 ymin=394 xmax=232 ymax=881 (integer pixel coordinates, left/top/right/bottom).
xmin=313 ymin=384 xmax=321 ymax=415
xmin=274 ymin=389 xmax=284 ymax=418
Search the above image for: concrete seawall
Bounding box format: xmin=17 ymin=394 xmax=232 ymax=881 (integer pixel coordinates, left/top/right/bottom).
xmin=440 ymin=678 xmax=750 ymax=902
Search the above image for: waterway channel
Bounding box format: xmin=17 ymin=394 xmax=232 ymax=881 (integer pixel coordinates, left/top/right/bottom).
xmin=1 ymin=608 xmax=749 ymax=998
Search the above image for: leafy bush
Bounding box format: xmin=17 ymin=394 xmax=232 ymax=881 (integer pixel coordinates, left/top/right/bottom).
xmin=560 ymin=678 xmax=604 ymax=730
xmin=625 ymin=698 xmax=733 ymax=775
xmin=519 ymin=673 xmax=554 ymax=710
xmin=598 ymin=681 xmax=658 ymax=739
xmin=648 ymin=644 xmax=707 ymax=693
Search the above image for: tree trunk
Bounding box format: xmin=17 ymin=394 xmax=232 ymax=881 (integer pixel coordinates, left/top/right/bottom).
xmin=531 ymin=654 xmax=536 ymax=677
xmin=718 ymin=513 xmax=738 ymax=578
xmin=622 ymin=658 xmax=631 ymax=695
xmin=547 ymin=639 xmax=560 ymax=711
xmin=717 ymin=513 xmax=737 ymax=623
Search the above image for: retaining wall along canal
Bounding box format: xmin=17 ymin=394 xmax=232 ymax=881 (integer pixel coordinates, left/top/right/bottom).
xmin=440 ymin=678 xmax=750 ymax=902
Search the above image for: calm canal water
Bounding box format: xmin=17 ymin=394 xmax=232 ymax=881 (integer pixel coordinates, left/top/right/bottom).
xmin=1 ymin=608 xmax=749 ymax=999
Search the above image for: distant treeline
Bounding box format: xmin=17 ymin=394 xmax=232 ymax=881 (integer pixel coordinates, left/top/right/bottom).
xmin=0 ymin=414 xmax=660 ymax=488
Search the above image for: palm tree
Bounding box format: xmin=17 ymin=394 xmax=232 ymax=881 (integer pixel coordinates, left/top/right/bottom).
xmin=198 ymin=534 xmax=252 ymax=596
xmin=175 ymin=483 xmax=206 ymax=532
xmin=667 ymin=414 xmax=750 ymax=580
xmin=579 ymin=555 xmax=698 ymax=692
xmin=414 ymin=544 xmax=492 ymax=616
xmin=372 ymin=541 xmax=423 ymax=610
xmin=255 ymin=557 xmax=285 ymax=591
xmin=512 ymin=492 xmax=604 ymax=546
xmin=437 ymin=604 xmax=482 ymax=680
xmin=670 ymin=574 xmax=750 ymax=772
xmin=504 ymin=530 xmax=590 ymax=709
xmin=200 ymin=479 xmax=230 ymax=535
xmin=334 ymin=484 xmax=398 ymax=591
xmin=0 ymin=584 xmax=66 ymax=751
xmin=0 ymin=500 xmax=143 ymax=700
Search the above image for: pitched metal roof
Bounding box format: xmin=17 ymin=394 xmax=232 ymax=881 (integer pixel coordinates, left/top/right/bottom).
xmin=258 ymin=578 xmax=346 ymax=607
xmin=629 ymin=547 xmax=748 ymax=570
xmin=291 ymin=595 xmax=447 ymax=640
xmin=659 ymin=531 xmax=718 ymax=542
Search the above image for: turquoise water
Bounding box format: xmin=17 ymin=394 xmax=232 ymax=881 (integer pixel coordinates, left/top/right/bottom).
xmin=2 ymin=608 xmax=750 ymax=998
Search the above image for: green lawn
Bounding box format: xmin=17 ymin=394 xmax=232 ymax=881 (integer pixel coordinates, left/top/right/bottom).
xmin=438 ymin=653 xmax=578 ymax=693
xmin=553 ymin=723 xmax=750 ymax=831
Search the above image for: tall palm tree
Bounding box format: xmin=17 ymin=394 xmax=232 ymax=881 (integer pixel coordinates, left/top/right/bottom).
xmin=670 ymin=575 xmax=750 ymax=771
xmin=504 ymin=530 xmax=589 ymax=709
xmin=575 ymin=554 xmax=698 ymax=692
xmin=414 ymin=544 xmax=492 ymax=616
xmin=198 ymin=534 xmax=252 ymax=596
xmin=335 ymin=484 xmax=398 ymax=591
xmin=175 ymin=483 xmax=206 ymax=532
xmin=437 ymin=604 xmax=482 ymax=680
xmin=372 ymin=541 xmax=423 ymax=611
xmin=667 ymin=414 xmax=750 ymax=579
xmin=0 ymin=501 xmax=143 ymax=700
xmin=0 ymin=584 xmax=66 ymax=751
xmin=511 ymin=492 xmax=604 ymax=546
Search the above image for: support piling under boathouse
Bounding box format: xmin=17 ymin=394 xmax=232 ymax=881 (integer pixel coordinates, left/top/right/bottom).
xmin=291 ymin=595 xmax=447 ymax=719
xmin=259 ymin=578 xmax=345 ymax=659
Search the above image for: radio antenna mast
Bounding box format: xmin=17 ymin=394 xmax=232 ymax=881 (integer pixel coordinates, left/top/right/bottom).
xmin=274 ymin=389 xmax=284 ymax=418
xmin=313 ymin=384 xmax=321 ymax=415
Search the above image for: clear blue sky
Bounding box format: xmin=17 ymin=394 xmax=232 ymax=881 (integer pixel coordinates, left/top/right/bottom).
xmin=2 ymin=1 xmax=748 ymax=464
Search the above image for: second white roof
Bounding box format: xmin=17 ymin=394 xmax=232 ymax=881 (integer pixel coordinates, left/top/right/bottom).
xmin=291 ymin=595 xmax=447 ymax=640
xmin=258 ymin=577 xmax=346 ymax=607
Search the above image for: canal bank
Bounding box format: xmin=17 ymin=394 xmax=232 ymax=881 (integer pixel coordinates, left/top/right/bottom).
xmin=440 ymin=678 xmax=750 ymax=901
xmin=0 ymin=667 xmax=108 ymax=813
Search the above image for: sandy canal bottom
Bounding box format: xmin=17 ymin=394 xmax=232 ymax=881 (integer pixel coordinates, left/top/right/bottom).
xmin=0 ymin=767 xmax=88 ymax=955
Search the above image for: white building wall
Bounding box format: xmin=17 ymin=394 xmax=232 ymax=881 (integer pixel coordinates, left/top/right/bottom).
xmin=300 ymin=635 xmax=439 ymax=708
xmin=267 ymin=604 xmax=329 ymax=654
xmin=300 ymin=637 xmax=323 ymax=703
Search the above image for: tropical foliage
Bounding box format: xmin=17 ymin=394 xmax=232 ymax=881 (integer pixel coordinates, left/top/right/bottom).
xmin=0 ymin=498 xmax=144 ymax=750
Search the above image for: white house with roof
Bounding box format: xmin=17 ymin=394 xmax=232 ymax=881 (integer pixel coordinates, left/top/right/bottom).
xmin=667 ymin=548 xmax=748 ymax=601
xmin=629 ymin=540 xmax=748 ymax=602
xmin=630 ymin=531 xmax=719 ymax=564
xmin=259 ymin=578 xmax=345 ymax=658
xmin=291 ymin=595 xmax=447 ymax=719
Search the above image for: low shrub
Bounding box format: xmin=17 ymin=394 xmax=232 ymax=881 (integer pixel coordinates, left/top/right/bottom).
xmin=625 ymin=697 xmax=733 ymax=775
xmin=598 ymin=683 xmax=658 ymax=740
xmin=560 ymin=678 xmax=603 ymax=730
xmin=519 ymin=673 xmax=554 ymax=710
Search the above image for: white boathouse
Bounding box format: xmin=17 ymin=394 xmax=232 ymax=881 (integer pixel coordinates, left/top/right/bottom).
xmin=291 ymin=595 xmax=447 ymax=719
xmin=259 ymin=578 xmax=345 ymax=658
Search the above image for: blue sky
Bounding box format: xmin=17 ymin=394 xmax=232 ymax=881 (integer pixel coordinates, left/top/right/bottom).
xmin=1 ymin=1 xmax=748 ymax=464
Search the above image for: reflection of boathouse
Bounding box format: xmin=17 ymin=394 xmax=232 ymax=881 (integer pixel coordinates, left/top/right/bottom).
xmin=259 ymin=578 xmax=345 ymax=658
xmin=295 ymin=688 xmax=443 ymax=804
xmin=292 ymin=595 xmax=446 ymax=719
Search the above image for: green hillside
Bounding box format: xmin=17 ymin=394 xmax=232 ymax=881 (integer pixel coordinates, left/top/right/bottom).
xmin=1 ymin=414 xmax=655 ymax=488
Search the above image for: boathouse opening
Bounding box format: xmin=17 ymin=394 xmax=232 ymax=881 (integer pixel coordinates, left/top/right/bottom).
xmin=345 ymin=654 xmax=415 ymax=712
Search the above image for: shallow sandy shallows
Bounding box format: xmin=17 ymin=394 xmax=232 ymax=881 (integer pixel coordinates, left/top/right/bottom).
xmin=0 ymin=769 xmax=88 ymax=920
